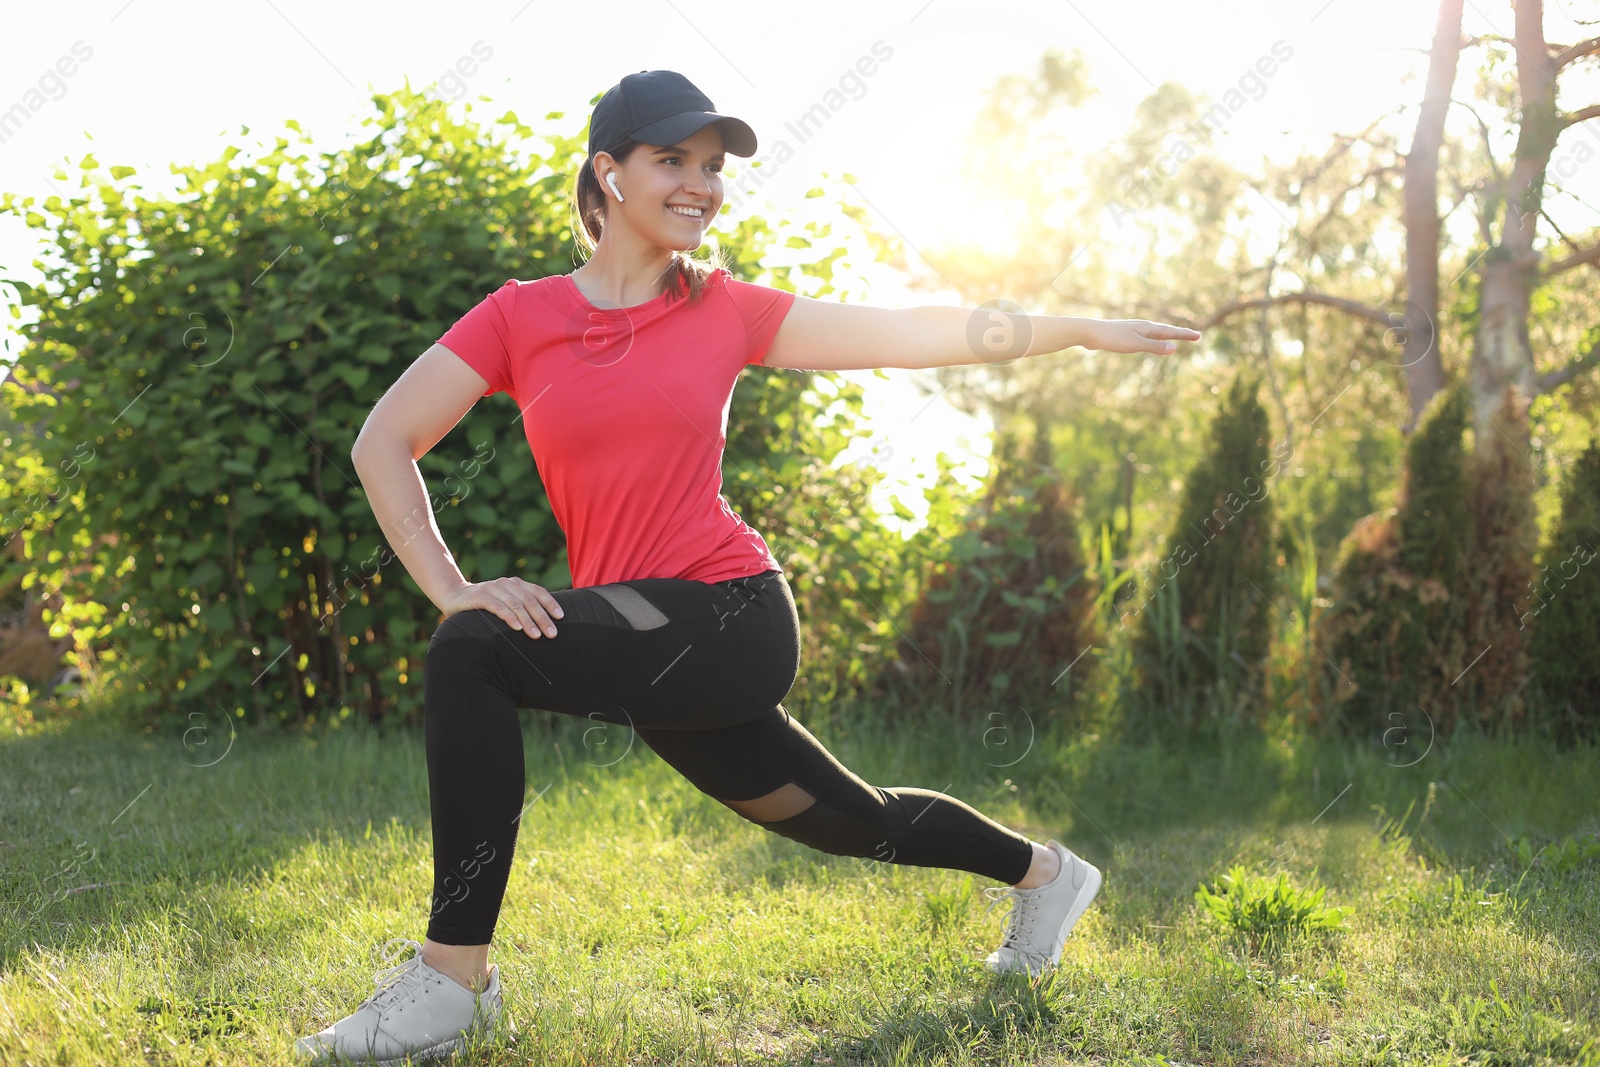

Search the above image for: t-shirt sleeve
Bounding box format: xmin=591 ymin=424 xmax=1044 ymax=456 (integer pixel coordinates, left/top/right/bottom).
xmin=437 ymin=280 xmax=518 ymax=397
xmin=723 ymin=276 xmax=797 ymax=367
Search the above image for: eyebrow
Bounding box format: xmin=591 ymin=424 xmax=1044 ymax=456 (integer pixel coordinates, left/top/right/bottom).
xmin=652 ymin=145 xmax=726 ymax=160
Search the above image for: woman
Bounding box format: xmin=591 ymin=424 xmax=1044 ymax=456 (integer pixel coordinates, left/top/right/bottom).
xmin=296 ymin=69 xmax=1201 ymax=1065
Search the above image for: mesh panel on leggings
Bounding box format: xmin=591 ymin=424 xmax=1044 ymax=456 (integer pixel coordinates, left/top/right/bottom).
xmin=591 ymin=584 xmax=670 ymax=629
xmin=557 ymin=585 xmax=670 ymax=630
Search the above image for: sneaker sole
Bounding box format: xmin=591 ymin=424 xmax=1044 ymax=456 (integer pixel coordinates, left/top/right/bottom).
xmin=298 ymin=1033 xmax=465 ymax=1067
xmin=296 ymin=1007 xmax=499 ymax=1067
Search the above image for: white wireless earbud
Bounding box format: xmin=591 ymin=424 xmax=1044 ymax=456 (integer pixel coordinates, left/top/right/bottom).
xmin=606 ymin=172 xmax=624 ymax=202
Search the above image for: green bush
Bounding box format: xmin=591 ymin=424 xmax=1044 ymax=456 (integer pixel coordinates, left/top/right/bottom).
xmin=1527 ymin=435 xmax=1600 ymax=738
xmin=885 ymin=421 xmax=1101 ymax=726
xmin=1459 ymin=387 xmax=1539 ymax=732
xmin=0 ymin=87 xmax=906 ymax=730
xmin=1128 ymin=370 xmax=1276 ymax=728
xmin=1317 ymin=386 xmax=1471 ymax=737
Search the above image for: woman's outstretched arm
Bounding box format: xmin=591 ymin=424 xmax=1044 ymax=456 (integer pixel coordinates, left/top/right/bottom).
xmin=761 ymin=294 xmax=1201 ymax=371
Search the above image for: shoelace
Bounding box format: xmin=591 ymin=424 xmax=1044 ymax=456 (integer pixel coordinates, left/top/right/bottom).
xmin=358 ymin=938 xmax=433 ymax=1014
xmin=982 ymin=886 xmax=1040 ymax=951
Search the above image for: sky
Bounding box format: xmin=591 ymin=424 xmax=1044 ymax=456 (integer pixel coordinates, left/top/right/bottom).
xmin=3 ymin=0 xmax=1597 ymax=530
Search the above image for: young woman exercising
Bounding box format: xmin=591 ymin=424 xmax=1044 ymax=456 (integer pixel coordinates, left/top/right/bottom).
xmin=296 ymin=69 xmax=1201 ymax=1065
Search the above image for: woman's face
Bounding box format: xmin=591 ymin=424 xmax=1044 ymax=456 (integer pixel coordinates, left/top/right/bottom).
xmin=601 ymin=124 xmax=726 ymax=252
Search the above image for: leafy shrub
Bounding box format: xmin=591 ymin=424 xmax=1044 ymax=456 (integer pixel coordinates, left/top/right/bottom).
xmin=0 ymin=87 xmax=901 ymax=730
xmin=1527 ymin=435 xmax=1600 ymax=739
xmin=1128 ymin=370 xmax=1276 ymax=728
xmin=1316 ymin=386 xmax=1471 ymax=737
xmin=1459 ymin=386 xmax=1539 ymax=732
xmin=886 ymin=422 xmax=1101 ymax=725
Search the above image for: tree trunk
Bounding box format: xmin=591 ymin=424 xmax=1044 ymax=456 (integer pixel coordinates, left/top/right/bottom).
xmin=1401 ymin=0 xmax=1462 ymax=427
xmin=1470 ymin=0 xmax=1558 ymax=446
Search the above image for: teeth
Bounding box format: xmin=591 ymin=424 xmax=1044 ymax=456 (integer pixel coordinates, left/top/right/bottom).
xmin=669 ymin=206 xmax=703 ymax=217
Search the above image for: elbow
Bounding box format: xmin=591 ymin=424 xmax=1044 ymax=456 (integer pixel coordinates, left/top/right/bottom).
xmin=351 ymin=429 xmax=386 ymax=474
xmin=352 ymin=429 xmax=419 ymax=474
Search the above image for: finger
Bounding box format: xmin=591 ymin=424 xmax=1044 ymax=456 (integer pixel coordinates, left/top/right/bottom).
xmin=524 ymin=600 xmax=559 ymax=637
xmin=511 ymin=579 xmax=564 ymax=623
xmin=494 ymin=593 xmax=541 ymax=637
xmin=535 ymin=587 xmax=565 ymax=621
xmin=1146 ymin=324 xmax=1201 ymax=339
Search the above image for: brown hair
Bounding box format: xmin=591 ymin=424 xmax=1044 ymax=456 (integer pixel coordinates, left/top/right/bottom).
xmin=571 ymin=137 xmax=730 ymax=304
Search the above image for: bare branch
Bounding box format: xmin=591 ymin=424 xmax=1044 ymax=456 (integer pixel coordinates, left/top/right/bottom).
xmin=1554 ymin=36 xmax=1600 ymax=68
xmin=1542 ymin=241 xmax=1600 ymax=278
xmin=1199 ymin=292 xmax=1395 ymax=332
xmin=1536 ymin=333 xmax=1600 ymax=393
xmin=1560 ymin=103 xmax=1600 ymax=128
xmin=1449 ymin=96 xmax=1507 ymax=190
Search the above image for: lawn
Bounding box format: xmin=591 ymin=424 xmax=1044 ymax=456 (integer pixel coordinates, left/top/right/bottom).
xmin=2 ymin=702 xmax=1598 ymax=1066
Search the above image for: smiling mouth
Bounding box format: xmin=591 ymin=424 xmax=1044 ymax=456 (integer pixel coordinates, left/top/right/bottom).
xmin=666 ymin=206 xmax=706 ymax=221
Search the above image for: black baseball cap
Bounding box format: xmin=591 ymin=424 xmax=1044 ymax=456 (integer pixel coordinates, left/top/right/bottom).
xmin=587 ymin=70 xmax=758 ymax=160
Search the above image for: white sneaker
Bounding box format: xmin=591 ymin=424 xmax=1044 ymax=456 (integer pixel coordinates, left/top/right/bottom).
xmin=294 ymin=938 xmax=501 ymax=1066
xmin=982 ymin=840 xmax=1102 ymax=976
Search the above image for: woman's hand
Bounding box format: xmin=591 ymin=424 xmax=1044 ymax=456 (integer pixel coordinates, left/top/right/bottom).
xmin=1083 ymin=319 xmax=1202 ymax=355
xmin=440 ymin=578 xmax=566 ymax=638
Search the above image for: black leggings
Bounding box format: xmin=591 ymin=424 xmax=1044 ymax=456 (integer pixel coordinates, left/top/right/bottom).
xmin=422 ymin=568 xmax=1036 ymax=945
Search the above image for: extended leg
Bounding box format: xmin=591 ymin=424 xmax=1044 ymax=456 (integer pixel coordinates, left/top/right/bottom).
xmin=636 ymin=705 xmax=1036 ymax=885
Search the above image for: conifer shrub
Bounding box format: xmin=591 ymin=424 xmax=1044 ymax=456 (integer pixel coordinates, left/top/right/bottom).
xmin=1459 ymin=387 xmax=1538 ymax=732
xmin=1316 ymin=387 xmax=1470 ymax=738
xmin=1527 ymin=435 xmax=1600 ymax=739
xmin=1127 ymin=371 xmax=1275 ymax=728
xmin=889 ymin=423 xmax=1101 ymax=728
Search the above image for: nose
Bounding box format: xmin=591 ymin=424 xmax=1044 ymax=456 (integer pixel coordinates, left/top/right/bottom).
xmin=682 ymin=165 xmax=713 ymax=199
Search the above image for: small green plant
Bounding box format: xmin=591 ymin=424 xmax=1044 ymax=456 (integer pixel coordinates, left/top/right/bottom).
xmin=1512 ymin=832 xmax=1600 ymax=876
xmin=1195 ymin=864 xmax=1351 ymax=956
xmin=923 ymin=875 xmax=975 ymax=935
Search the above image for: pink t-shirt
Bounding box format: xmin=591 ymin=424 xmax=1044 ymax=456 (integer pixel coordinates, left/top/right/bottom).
xmin=435 ymin=266 xmax=796 ymax=589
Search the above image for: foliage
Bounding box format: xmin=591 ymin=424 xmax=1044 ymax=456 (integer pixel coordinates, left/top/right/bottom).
xmin=1512 ymin=832 xmax=1600 ymax=876
xmin=1527 ymin=435 xmax=1600 ymax=739
xmin=719 ymin=357 xmax=973 ymax=727
xmin=1317 ymin=386 xmax=1472 ymax=737
xmin=1194 ymin=864 xmax=1351 ymax=957
xmin=1460 ymin=387 xmax=1539 ymax=732
xmin=884 ymin=420 xmax=1102 ymax=726
xmin=1128 ymin=370 xmax=1276 ymax=728
xmin=0 ymin=87 xmax=910 ymax=731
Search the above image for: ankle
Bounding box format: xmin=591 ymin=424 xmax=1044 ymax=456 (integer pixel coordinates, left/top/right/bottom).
xmin=1014 ymin=842 xmax=1062 ymax=889
xmin=420 ymin=940 xmax=491 ymax=993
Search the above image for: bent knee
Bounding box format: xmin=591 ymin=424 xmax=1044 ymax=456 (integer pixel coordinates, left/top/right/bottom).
xmin=426 ymin=609 xmax=509 ymax=669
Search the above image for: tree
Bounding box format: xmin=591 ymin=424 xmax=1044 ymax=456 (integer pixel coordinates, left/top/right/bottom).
xmin=1127 ymin=370 xmax=1276 ymax=728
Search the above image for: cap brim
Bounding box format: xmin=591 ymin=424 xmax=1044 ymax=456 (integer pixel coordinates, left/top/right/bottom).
xmin=629 ymin=112 xmax=758 ymax=157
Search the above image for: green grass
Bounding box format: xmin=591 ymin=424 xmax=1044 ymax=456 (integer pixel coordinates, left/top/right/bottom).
xmin=2 ymin=703 xmax=1598 ymax=1066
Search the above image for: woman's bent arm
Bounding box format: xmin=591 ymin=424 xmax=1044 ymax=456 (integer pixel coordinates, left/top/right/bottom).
xmin=352 ymin=343 xmax=492 ymax=614
xmin=352 ymin=438 xmax=473 ymax=613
